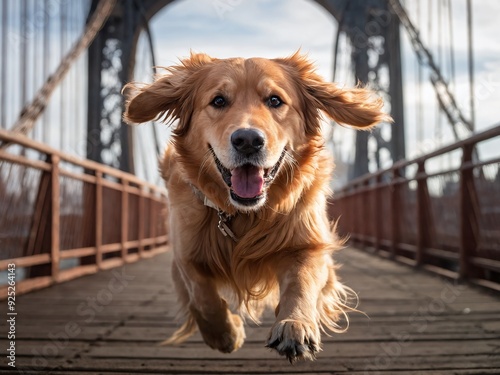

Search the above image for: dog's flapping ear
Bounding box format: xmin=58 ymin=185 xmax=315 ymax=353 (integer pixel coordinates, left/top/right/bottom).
xmin=275 ymin=52 xmax=391 ymax=133
xmin=123 ymin=53 xmax=215 ymax=135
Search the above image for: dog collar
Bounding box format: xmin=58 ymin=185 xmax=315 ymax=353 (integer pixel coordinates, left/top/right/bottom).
xmin=190 ymin=185 xmax=239 ymax=242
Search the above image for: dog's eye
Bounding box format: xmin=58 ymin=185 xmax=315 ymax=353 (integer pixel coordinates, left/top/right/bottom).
xmin=211 ymin=96 xmax=227 ymax=108
xmin=267 ymin=95 xmax=283 ymax=108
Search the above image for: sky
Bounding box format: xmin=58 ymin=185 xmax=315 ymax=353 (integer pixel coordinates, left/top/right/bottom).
xmin=151 ymin=0 xmax=334 ymax=72
xmin=129 ymin=0 xmax=500 ymax=184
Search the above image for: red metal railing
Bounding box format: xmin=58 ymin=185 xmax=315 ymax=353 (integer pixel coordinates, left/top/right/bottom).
xmin=0 ymin=129 xmax=168 ymax=299
xmin=330 ymin=125 xmax=500 ymax=291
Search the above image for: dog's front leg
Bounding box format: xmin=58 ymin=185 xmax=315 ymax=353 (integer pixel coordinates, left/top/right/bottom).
xmin=174 ymin=260 xmax=246 ymax=353
xmin=267 ymin=254 xmax=331 ymax=363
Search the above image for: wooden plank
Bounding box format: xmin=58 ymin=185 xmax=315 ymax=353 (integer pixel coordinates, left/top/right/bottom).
xmin=124 ymin=240 xmax=140 ymax=249
xmin=105 ymin=324 xmax=500 ymax=343
xmin=470 ymin=278 xmax=500 ymax=293
xmin=59 ymin=247 xmax=96 ymax=259
xmin=123 ymin=311 xmax=500 ymax=327
xmin=0 ymin=276 xmax=52 ymax=299
xmin=57 ymin=242 xmax=148 ymax=264
xmin=142 ymin=245 xmax=168 ymax=257
xmin=12 ymin=324 xmax=111 ymax=340
xmin=124 ymin=184 xmax=141 ymax=195
xmin=141 ymin=235 xmax=168 ymax=246
xmin=100 ymin=257 xmax=124 ymax=270
xmin=126 ymin=253 xmax=140 ymax=263
xmin=57 ymin=264 xmax=99 ymax=283
xmin=59 ymin=167 xmax=96 ymax=184
xmin=470 ymin=256 xmax=500 ymax=273
xmin=101 ymin=243 xmax=121 ymax=253
xmin=424 ymin=247 xmax=459 ymax=261
xmin=0 ymin=253 xmax=50 ymax=270
xmin=422 ymin=263 xmax=459 ymax=280
xmin=82 ymin=339 xmax=500 ymax=360
xmin=100 ymin=176 xmax=122 ymax=190
xmin=396 ymin=242 xmax=417 ymax=253
xmin=0 ymin=148 xmax=51 ymax=171
xmin=0 ymin=339 xmax=87 ymax=357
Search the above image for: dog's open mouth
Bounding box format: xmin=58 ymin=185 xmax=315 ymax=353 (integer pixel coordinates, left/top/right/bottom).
xmin=209 ymin=146 xmax=285 ymax=206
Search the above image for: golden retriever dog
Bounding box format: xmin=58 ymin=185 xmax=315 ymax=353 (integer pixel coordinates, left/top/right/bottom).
xmin=123 ymin=52 xmax=388 ymax=362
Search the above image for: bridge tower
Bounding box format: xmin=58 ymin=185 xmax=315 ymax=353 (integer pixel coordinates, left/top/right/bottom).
xmin=318 ymin=0 xmax=406 ymax=178
xmin=86 ymin=0 xmax=173 ymax=172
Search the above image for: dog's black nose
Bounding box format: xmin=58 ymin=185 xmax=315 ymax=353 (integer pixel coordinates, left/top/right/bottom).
xmin=231 ymin=128 xmax=265 ymax=155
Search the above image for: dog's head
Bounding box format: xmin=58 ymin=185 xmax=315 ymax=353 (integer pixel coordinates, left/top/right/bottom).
xmin=124 ymin=52 xmax=390 ymax=212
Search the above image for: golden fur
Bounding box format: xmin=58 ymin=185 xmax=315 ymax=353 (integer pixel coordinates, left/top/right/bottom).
xmin=123 ymin=52 xmax=389 ymax=362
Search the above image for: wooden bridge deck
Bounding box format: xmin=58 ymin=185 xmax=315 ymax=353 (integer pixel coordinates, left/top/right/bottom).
xmin=1 ymin=248 xmax=500 ymax=375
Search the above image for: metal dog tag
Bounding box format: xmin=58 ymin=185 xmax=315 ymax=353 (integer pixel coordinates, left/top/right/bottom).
xmin=217 ymin=211 xmax=239 ymax=242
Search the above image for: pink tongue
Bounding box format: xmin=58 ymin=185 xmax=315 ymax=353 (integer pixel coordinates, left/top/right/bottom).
xmin=231 ymin=165 xmax=264 ymax=198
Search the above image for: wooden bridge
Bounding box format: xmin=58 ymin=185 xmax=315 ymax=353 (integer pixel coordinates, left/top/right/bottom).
xmin=1 ymin=247 xmax=499 ymax=374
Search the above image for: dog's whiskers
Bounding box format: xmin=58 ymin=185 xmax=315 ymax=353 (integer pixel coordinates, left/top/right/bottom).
xmin=282 ymin=150 xmax=297 ymax=186
xmin=198 ymin=149 xmax=214 ymax=183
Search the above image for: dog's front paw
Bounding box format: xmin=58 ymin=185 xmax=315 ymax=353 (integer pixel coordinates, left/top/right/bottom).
xmin=266 ymin=320 xmax=321 ymax=363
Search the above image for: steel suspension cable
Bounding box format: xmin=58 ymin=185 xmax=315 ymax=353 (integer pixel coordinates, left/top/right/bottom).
xmin=466 ymin=0 xmax=475 ymax=131
xmin=388 ymin=0 xmax=473 ymax=139
xmin=447 ymin=0 xmax=456 ymax=90
xmin=1 ymin=0 xmax=117 ymax=148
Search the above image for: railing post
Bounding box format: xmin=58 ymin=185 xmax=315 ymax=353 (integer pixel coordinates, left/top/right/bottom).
xmin=416 ymin=161 xmax=431 ymax=266
xmin=390 ymin=167 xmax=400 ymax=259
xmin=51 ymin=155 xmax=60 ymax=282
xmin=416 ymin=162 xmax=424 ymax=265
xmin=95 ymin=171 xmax=103 ymax=269
xmin=150 ymin=189 xmax=156 ymax=249
xmin=357 ymin=180 xmax=369 ymax=250
xmin=348 ymin=184 xmax=357 ymax=244
xmin=27 ymin=158 xmax=52 ymax=279
xmin=138 ymin=186 xmax=144 ymax=257
xmin=374 ymin=174 xmax=381 ymax=252
xmin=121 ymin=179 xmax=129 ymax=261
xmin=459 ymin=144 xmax=479 ymax=279
xmin=350 ymin=188 xmax=355 ymax=237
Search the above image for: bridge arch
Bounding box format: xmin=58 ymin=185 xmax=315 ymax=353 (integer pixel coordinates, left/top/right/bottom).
xmin=88 ymin=0 xmax=402 ymax=181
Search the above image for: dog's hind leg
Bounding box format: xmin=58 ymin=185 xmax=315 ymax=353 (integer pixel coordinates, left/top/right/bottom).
xmin=161 ymin=260 xmax=198 ymax=345
xmin=189 ymin=293 xmax=246 ymax=353
xmin=167 ymin=259 xmax=246 ymax=353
